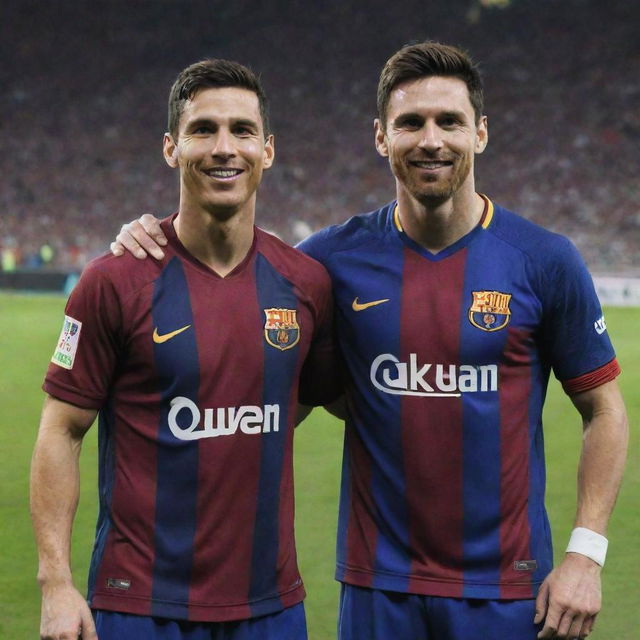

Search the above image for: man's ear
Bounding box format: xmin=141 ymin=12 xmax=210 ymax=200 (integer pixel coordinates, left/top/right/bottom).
xmin=163 ymin=133 xmax=179 ymax=168
xmin=263 ymin=134 xmax=275 ymax=170
xmin=374 ymin=118 xmax=389 ymax=158
xmin=475 ymin=116 xmax=488 ymax=154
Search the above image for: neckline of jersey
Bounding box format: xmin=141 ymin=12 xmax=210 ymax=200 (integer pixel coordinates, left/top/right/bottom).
xmin=391 ymin=194 xmax=495 ymax=261
xmin=162 ymin=213 xmax=258 ymax=280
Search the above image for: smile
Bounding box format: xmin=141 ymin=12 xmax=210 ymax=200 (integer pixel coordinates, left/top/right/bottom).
xmin=411 ymin=160 xmax=452 ymax=169
xmin=203 ymin=168 xmax=244 ymax=179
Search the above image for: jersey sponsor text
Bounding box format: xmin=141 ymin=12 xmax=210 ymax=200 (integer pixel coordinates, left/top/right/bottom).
xmin=370 ymin=353 xmax=498 ymax=397
xmin=168 ymin=396 xmax=280 ymax=440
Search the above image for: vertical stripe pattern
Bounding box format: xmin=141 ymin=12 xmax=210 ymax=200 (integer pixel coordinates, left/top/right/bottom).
xmin=151 ymin=257 xmax=200 ymax=617
xmin=401 ymin=247 xmax=467 ymax=594
xmin=459 ymin=246 xmax=507 ymax=597
xmin=249 ymin=253 xmax=298 ymax=613
xmin=88 ymin=399 xmax=117 ymax=602
xmin=498 ymin=327 xmax=534 ymax=596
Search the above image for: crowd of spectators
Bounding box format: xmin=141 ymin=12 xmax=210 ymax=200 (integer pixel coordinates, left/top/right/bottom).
xmin=2 ymin=0 xmax=638 ymax=273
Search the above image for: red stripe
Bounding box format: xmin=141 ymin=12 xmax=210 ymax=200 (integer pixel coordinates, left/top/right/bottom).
xmin=187 ymin=287 xmax=263 ymax=612
xmin=92 ymin=304 xmax=160 ymax=614
xmin=93 ymin=401 xmax=160 ymax=614
xmin=401 ymin=248 xmax=466 ymax=594
xmin=498 ymin=327 xmax=534 ymax=597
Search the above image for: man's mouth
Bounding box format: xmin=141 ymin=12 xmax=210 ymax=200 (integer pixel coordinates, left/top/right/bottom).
xmin=203 ymin=168 xmax=244 ymax=179
xmin=411 ymin=160 xmax=453 ymax=169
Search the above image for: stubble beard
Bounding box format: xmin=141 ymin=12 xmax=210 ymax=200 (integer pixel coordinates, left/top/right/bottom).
xmin=408 ymin=156 xmax=472 ymax=206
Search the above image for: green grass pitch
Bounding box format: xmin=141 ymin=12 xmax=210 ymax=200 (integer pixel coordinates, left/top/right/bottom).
xmin=1 ymin=292 xmax=637 ymax=639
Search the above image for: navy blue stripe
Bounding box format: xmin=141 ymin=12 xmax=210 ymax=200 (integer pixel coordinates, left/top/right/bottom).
xmin=151 ymin=257 xmax=199 ymax=616
xmin=358 ymin=241 xmax=411 ymax=586
xmin=248 ymin=253 xmax=299 ymax=608
xmin=88 ymin=398 xmax=116 ymax=602
xmin=460 ymin=242 xmax=508 ymax=596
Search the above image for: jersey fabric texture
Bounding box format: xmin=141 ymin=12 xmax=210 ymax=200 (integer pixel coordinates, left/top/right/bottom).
xmin=298 ymin=196 xmax=620 ymax=600
xmin=44 ymin=215 xmax=339 ymax=622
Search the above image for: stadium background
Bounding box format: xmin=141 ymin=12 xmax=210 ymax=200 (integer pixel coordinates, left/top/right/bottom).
xmin=1 ymin=0 xmax=638 ymax=274
xmin=1 ymin=1 xmax=638 ymax=638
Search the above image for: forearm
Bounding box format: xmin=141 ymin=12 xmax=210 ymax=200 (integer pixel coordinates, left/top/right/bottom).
xmin=572 ymin=382 xmax=628 ymax=535
xmin=31 ymin=428 xmax=82 ymax=585
xmin=30 ymin=397 xmax=95 ymax=587
xmin=535 ymin=383 xmax=627 ymax=638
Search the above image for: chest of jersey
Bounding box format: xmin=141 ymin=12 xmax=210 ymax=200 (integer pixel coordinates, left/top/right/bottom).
xmin=331 ymin=234 xmax=543 ymax=400
xmin=115 ymin=254 xmax=310 ymax=441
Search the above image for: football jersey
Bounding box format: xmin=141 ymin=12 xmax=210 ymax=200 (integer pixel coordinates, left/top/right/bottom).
xmin=44 ymin=215 xmax=339 ymax=621
xmin=299 ymin=196 xmax=620 ymax=600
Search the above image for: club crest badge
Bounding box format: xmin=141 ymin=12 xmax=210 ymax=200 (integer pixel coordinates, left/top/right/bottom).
xmin=469 ymin=291 xmax=512 ymax=332
xmin=264 ymin=308 xmax=300 ymax=350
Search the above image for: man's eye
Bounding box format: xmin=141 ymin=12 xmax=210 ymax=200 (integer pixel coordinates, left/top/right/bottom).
xmin=440 ymin=117 xmax=459 ymax=128
xmin=194 ymin=126 xmax=213 ymax=134
xmin=400 ymin=119 xmax=422 ymax=130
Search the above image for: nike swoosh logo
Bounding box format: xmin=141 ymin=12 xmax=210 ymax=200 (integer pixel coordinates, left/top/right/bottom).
xmin=352 ymin=297 xmax=390 ymax=311
xmin=153 ymin=324 xmax=191 ymax=344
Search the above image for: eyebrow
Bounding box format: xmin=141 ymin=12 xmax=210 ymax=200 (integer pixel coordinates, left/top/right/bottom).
xmin=232 ymin=118 xmax=260 ymax=129
xmin=187 ymin=117 xmax=260 ymax=130
xmin=393 ymin=109 xmax=467 ymax=123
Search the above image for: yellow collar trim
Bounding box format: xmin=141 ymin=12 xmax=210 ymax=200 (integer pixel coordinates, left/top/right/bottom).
xmin=393 ymin=195 xmax=494 ymax=232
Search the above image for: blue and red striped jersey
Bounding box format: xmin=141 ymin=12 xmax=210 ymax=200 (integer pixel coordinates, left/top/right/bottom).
xmin=299 ymin=196 xmax=620 ymax=600
xmin=44 ymin=216 xmax=339 ymax=621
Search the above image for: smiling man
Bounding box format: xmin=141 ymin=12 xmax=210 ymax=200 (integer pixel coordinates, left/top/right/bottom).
xmin=30 ymin=59 xmax=338 ymax=640
xmin=300 ymin=42 xmax=628 ymax=640
xmin=110 ymin=43 xmax=628 ymax=640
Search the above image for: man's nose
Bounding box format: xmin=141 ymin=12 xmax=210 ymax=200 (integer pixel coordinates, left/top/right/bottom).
xmin=210 ymin=129 xmax=236 ymax=159
xmin=418 ymin=121 xmax=443 ymax=151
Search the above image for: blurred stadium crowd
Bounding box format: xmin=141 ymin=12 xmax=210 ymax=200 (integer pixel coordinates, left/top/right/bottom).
xmin=1 ymin=0 xmax=638 ymax=272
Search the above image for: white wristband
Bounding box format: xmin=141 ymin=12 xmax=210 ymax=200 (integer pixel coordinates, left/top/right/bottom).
xmin=566 ymin=527 xmax=608 ymax=566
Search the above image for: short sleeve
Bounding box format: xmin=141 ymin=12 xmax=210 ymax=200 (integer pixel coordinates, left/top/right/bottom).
xmin=539 ymin=238 xmax=619 ymax=393
xmin=43 ymin=263 xmax=122 ymax=409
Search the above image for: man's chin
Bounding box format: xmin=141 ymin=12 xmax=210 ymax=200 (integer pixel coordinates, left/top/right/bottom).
xmin=414 ymin=187 xmax=455 ymax=207
xmin=202 ymin=200 xmax=243 ymax=221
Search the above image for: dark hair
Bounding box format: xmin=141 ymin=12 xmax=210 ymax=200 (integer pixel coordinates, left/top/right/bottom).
xmin=167 ymin=59 xmax=270 ymax=138
xmin=377 ymin=42 xmax=484 ymax=126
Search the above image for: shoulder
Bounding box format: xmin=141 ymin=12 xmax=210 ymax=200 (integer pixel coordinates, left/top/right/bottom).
xmin=489 ymin=202 xmax=581 ymax=267
xmin=79 ymin=213 xmax=181 ymax=292
xmin=75 ymin=249 xmax=170 ymax=305
xmin=297 ymin=203 xmax=394 ymax=264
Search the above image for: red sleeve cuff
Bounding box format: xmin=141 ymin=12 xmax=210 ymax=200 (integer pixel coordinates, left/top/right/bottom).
xmin=561 ymin=358 xmax=621 ymax=396
xmin=42 ymin=379 xmax=104 ymax=410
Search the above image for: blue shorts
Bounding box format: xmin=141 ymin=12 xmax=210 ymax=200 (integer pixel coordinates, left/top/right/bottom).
xmin=338 ymin=584 xmax=542 ymax=640
xmin=93 ymin=603 xmax=307 ymax=640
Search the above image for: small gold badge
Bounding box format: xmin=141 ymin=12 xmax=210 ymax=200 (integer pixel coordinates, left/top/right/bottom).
xmin=469 ymin=291 xmax=512 ymax=332
xmin=264 ymin=308 xmax=300 ymax=350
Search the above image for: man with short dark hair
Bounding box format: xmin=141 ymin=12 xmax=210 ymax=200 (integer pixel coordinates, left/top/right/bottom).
xmin=302 ymin=41 xmax=627 ymax=640
xmin=31 ymin=58 xmax=338 ymax=640
xmin=112 ymin=42 xmax=628 ymax=640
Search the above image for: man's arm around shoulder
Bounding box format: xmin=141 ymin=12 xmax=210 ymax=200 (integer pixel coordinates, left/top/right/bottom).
xmin=30 ymin=395 xmax=98 ymax=640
